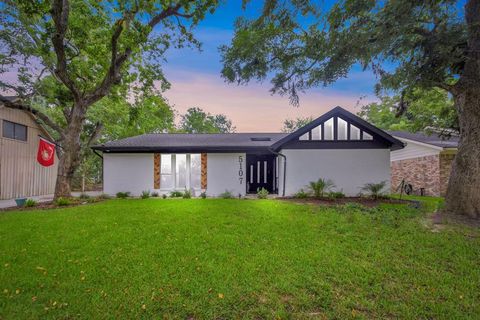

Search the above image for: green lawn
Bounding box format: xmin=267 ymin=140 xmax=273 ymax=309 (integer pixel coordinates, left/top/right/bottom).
xmin=0 ymin=199 xmax=479 ymax=319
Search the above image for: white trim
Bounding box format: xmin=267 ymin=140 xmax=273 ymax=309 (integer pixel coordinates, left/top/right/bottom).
xmin=393 ymin=136 xmax=445 ymax=151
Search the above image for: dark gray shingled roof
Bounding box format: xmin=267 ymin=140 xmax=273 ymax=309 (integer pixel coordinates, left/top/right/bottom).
xmin=93 ymin=133 xmax=289 ymax=152
xmin=389 ymin=131 xmax=459 ymax=148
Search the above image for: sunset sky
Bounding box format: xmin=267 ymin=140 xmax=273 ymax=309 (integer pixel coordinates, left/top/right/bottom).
xmin=162 ymin=1 xmax=379 ymax=132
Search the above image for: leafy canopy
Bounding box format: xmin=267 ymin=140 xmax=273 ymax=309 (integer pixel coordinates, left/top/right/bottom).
xmin=358 ymin=88 xmax=457 ymax=132
xmin=179 ymin=107 xmax=236 ymax=133
xmin=221 ymin=1 xmax=465 ymax=105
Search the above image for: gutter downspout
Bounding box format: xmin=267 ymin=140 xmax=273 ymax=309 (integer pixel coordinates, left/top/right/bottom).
xmin=268 ymin=148 xmax=286 ymax=197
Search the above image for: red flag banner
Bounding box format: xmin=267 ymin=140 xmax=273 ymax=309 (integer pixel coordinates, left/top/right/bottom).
xmin=37 ymin=137 xmax=55 ymax=167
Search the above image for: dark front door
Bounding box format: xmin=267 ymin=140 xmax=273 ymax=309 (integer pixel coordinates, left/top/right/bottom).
xmin=246 ymin=155 xmax=276 ymax=193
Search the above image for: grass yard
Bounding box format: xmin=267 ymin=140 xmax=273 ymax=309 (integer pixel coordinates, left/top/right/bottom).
xmin=0 ymin=199 xmax=479 ymax=319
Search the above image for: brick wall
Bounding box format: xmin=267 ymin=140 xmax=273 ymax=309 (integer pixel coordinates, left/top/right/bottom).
xmin=391 ymin=154 xmax=441 ymax=196
xmin=439 ymin=153 xmax=456 ymax=196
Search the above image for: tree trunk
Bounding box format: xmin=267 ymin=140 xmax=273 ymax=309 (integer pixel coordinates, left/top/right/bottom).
xmin=53 ymin=105 xmax=85 ymax=199
xmin=444 ymin=0 xmax=480 ymax=219
xmin=444 ymin=91 xmax=480 ymax=219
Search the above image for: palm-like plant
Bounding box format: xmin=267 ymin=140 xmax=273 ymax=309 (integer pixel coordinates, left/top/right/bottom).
xmin=308 ymin=178 xmax=336 ymax=198
xmin=361 ymin=181 xmax=387 ymax=199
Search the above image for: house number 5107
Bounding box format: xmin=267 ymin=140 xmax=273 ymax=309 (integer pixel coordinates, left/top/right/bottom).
xmin=238 ymin=155 xmax=244 ymax=184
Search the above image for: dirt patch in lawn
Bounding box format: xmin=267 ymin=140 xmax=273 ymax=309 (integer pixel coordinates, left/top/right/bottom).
xmin=280 ymin=197 xmax=414 ymax=207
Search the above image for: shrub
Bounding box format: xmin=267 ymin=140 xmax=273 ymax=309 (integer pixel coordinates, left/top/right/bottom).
xmin=151 ymin=192 xmax=159 ymax=197
xmin=200 ymin=192 xmax=207 ymax=199
xmin=162 ymin=194 xmax=167 ymax=199
xmin=116 ymin=192 xmax=130 ymax=199
xmin=24 ymin=198 xmax=37 ymax=207
xmin=294 ymin=189 xmax=309 ymax=199
xmin=328 ymin=191 xmax=345 ymax=199
xmin=183 ymin=189 xmax=192 ymax=199
xmin=219 ymin=190 xmax=234 ymax=199
xmin=97 ymin=193 xmax=111 ymax=200
xmin=308 ymin=178 xmax=335 ymax=198
xmin=141 ymin=190 xmax=150 ymax=199
xmin=79 ymin=193 xmax=90 ymax=200
xmin=361 ymin=181 xmax=387 ymax=199
xmin=170 ymin=190 xmax=183 ymax=198
xmin=55 ymin=197 xmax=71 ymax=206
xmin=257 ymin=187 xmax=269 ymax=199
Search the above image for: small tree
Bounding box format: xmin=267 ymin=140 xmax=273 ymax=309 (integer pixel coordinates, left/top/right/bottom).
xmin=308 ymin=178 xmax=335 ymax=198
xmin=361 ymin=182 xmax=387 ymax=200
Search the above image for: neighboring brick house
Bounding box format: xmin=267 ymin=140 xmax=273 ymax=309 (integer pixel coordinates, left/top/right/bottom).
xmin=389 ymin=131 xmax=458 ymax=196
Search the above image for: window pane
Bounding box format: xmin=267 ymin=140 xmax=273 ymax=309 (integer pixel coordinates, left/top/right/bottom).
xmin=299 ymin=132 xmax=309 ymax=140
xmin=161 ymin=154 xmax=171 ymax=174
xmin=160 ymin=175 xmax=173 ymax=189
xmin=2 ymin=120 xmax=15 ymax=139
xmin=14 ymin=123 xmax=27 ymax=141
xmin=190 ymin=154 xmax=201 ymax=189
xmin=176 ymin=154 xmax=187 ymax=189
xmin=337 ymin=118 xmax=347 ymax=140
xmin=324 ymin=118 xmax=334 ymax=140
xmin=350 ymin=124 xmax=361 ymax=140
xmin=311 ymin=125 xmax=321 ymax=140
xmin=363 ymin=132 xmax=373 ymax=140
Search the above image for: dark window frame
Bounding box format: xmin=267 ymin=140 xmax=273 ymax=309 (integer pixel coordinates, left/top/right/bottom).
xmin=2 ymin=120 xmax=28 ymax=142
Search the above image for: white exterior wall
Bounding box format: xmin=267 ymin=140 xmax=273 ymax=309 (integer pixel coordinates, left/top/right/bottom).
xmin=103 ymin=153 xmax=153 ymax=196
xmin=390 ymin=138 xmax=441 ymax=161
xmin=206 ymin=153 xmax=246 ymax=197
xmin=278 ymin=149 xmax=391 ymax=196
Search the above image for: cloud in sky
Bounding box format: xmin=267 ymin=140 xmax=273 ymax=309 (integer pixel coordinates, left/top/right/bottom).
xmin=163 ymin=70 xmax=376 ymax=132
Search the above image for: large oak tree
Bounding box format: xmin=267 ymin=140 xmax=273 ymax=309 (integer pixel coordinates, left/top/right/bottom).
xmin=0 ymin=0 xmax=219 ymax=198
xmin=221 ymin=0 xmax=480 ymax=218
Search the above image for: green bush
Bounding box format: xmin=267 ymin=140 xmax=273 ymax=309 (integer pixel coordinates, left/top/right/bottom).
xmin=55 ymin=197 xmax=72 ymax=206
xmin=308 ymin=178 xmax=335 ymax=198
xmin=141 ymin=190 xmax=150 ymax=199
xmin=151 ymin=192 xmax=159 ymax=197
xmin=361 ymin=181 xmax=387 ymax=199
xmin=294 ymin=189 xmax=309 ymax=199
xmin=79 ymin=193 xmax=90 ymax=200
xmin=97 ymin=193 xmax=111 ymax=200
xmin=200 ymin=192 xmax=207 ymax=199
xmin=328 ymin=191 xmax=345 ymax=199
xmin=116 ymin=192 xmax=130 ymax=199
xmin=24 ymin=198 xmax=37 ymax=207
xmin=257 ymin=188 xmax=269 ymax=199
xmin=219 ymin=190 xmax=234 ymax=199
xmin=170 ymin=190 xmax=183 ymax=198
xmin=162 ymin=194 xmax=167 ymax=199
xmin=183 ymin=189 xmax=192 ymax=199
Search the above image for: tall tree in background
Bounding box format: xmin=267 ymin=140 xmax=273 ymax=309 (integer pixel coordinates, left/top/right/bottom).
xmin=359 ymin=88 xmax=458 ymax=133
xmin=282 ymin=116 xmax=313 ymax=133
xmin=221 ymin=0 xmax=480 ymax=218
xmin=0 ymin=0 xmax=219 ymax=199
xmin=179 ymin=107 xmax=236 ymax=133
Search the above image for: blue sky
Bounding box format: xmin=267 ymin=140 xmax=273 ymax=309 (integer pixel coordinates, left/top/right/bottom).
xmin=162 ymin=0 xmax=379 ymax=131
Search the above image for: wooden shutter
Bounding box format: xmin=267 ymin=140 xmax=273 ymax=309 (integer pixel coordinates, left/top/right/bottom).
xmin=154 ymin=153 xmax=160 ymax=189
xmin=201 ymin=153 xmax=207 ymax=189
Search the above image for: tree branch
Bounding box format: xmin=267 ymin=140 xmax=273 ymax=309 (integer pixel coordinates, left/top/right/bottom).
xmin=51 ymin=0 xmax=80 ymax=100
xmin=85 ymin=121 xmax=103 ymax=147
xmin=84 ymin=2 xmax=194 ymax=107
xmin=0 ymin=96 xmax=65 ymax=137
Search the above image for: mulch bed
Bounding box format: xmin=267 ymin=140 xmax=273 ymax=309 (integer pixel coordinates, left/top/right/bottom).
xmin=0 ymin=199 xmax=105 ymax=213
xmin=280 ymin=196 xmax=414 ymax=207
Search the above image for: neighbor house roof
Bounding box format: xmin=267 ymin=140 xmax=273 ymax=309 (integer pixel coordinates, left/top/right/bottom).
xmin=389 ymin=131 xmax=459 ymax=149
